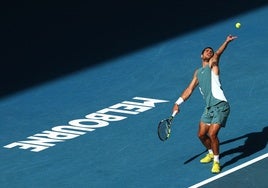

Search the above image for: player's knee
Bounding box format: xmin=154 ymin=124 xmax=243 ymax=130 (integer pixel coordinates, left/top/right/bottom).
xmin=209 ymin=132 xmax=218 ymax=140
xmin=198 ymin=132 xmax=206 ymax=140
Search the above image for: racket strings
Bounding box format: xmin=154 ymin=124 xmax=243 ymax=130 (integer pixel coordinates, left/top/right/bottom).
xmin=158 ymin=120 xmax=171 ymax=141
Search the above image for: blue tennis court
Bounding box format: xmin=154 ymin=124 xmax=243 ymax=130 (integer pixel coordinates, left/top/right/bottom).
xmin=2 ymin=2 xmax=268 ymax=187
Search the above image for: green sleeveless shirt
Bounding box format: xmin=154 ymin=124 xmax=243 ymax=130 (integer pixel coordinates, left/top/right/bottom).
xmin=196 ymin=65 xmax=227 ymax=108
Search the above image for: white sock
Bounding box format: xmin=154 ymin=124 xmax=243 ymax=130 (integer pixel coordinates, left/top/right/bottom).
xmin=208 ymin=149 xmax=213 ymax=155
xmin=214 ymin=155 xmax=220 ymax=163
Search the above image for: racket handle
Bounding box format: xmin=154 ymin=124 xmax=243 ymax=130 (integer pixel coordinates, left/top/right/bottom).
xmin=172 ymin=110 xmax=178 ymax=117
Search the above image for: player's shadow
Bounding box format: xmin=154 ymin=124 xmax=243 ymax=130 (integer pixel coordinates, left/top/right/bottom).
xmin=184 ymin=150 xmax=207 ymax=164
xmin=220 ymin=126 xmax=268 ymax=170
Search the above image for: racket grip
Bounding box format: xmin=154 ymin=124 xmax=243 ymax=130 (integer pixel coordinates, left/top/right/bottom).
xmin=172 ymin=110 xmax=178 ymax=117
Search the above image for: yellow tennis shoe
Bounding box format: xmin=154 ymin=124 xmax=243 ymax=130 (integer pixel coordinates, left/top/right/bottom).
xmin=211 ymin=161 xmax=221 ymax=174
xmin=200 ymin=153 xmax=214 ymax=163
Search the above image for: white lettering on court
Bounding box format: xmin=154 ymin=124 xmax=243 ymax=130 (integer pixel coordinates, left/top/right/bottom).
xmin=4 ymin=97 xmax=168 ymax=152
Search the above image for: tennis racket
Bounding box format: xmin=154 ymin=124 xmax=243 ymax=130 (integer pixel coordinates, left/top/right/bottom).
xmin=157 ymin=111 xmax=177 ymax=141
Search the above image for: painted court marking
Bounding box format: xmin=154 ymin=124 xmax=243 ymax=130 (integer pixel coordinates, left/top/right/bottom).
xmin=189 ymin=153 xmax=268 ymax=188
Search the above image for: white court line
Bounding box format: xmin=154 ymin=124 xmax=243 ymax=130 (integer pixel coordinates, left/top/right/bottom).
xmin=189 ymin=153 xmax=268 ymax=188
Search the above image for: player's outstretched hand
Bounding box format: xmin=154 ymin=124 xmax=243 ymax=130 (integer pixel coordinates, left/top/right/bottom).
xmin=227 ymin=35 xmax=237 ymax=42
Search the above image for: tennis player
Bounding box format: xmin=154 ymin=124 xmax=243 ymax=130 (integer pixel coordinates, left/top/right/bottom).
xmin=172 ymin=35 xmax=237 ymax=173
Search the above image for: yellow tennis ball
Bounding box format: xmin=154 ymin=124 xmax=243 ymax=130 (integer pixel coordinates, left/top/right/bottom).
xmin=235 ymin=22 xmax=241 ymax=29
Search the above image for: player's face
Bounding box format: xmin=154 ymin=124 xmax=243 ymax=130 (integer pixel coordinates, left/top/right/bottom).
xmin=203 ymin=48 xmax=214 ymax=58
xmin=202 ymin=48 xmax=214 ymax=59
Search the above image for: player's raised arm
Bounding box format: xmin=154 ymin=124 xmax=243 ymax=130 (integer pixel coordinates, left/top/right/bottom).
xmin=216 ymin=35 xmax=237 ymax=56
xmin=209 ymin=35 xmax=237 ymax=68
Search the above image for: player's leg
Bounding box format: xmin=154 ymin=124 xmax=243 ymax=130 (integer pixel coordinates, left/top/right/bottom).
xmin=209 ymin=124 xmax=222 ymax=173
xmin=198 ymin=121 xmax=211 ymax=149
xmin=198 ymin=122 xmax=214 ymax=163
xmin=208 ymin=123 xmax=221 ymax=156
xmin=210 ymin=102 xmax=230 ymax=173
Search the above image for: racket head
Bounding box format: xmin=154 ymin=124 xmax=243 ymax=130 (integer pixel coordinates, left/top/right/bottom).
xmin=157 ymin=119 xmax=172 ymax=141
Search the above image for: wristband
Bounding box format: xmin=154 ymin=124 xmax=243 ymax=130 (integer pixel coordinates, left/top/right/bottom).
xmin=175 ymin=97 xmax=184 ymax=105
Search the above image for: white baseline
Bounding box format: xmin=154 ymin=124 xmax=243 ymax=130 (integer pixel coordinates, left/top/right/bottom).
xmin=189 ymin=153 xmax=268 ymax=188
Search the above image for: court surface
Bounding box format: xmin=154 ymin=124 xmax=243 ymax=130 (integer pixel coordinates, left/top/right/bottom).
xmin=1 ymin=3 xmax=268 ymax=188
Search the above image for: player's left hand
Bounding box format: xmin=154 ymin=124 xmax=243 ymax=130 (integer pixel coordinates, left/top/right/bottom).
xmin=227 ymin=35 xmax=237 ymax=42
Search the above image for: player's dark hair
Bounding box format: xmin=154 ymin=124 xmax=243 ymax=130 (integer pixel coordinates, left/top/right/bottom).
xmin=201 ymin=47 xmax=214 ymax=55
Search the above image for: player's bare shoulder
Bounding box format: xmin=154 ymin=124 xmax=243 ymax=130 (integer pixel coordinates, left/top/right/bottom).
xmin=192 ymin=69 xmax=199 ymax=86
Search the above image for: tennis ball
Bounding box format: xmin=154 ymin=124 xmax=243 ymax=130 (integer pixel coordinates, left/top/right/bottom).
xmin=235 ymin=22 xmax=241 ymax=29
